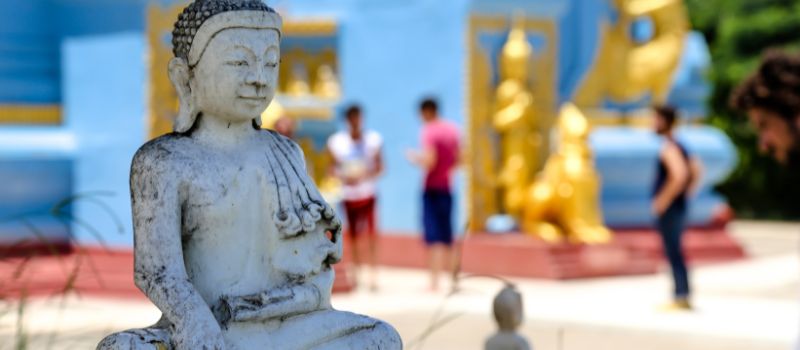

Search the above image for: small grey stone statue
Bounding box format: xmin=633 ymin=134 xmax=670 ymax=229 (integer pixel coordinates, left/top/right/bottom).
xmin=96 ymin=0 xmax=402 ymax=349
xmin=485 ymin=285 xmax=531 ymax=350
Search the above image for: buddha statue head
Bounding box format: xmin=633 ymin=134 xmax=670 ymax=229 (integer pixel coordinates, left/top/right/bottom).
xmin=499 ymin=14 xmax=532 ymax=83
xmin=168 ymin=0 xmax=283 ymax=133
xmin=492 ymin=285 xmax=524 ymax=332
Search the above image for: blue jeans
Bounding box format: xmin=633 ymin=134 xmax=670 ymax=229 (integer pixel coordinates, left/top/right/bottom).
xmin=656 ymin=204 xmax=690 ymax=298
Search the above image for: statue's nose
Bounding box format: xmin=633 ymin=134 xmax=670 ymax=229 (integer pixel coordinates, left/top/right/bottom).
xmin=246 ymin=64 xmax=269 ymax=89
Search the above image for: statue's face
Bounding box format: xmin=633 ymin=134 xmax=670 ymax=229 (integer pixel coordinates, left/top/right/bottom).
xmin=191 ymin=28 xmax=280 ymax=123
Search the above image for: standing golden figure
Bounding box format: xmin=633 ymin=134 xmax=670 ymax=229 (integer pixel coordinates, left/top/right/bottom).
xmin=493 ymin=15 xmax=540 ymax=217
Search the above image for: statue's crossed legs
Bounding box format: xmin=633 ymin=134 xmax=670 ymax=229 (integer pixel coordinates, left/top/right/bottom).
xmin=97 ymin=310 xmax=401 ymax=350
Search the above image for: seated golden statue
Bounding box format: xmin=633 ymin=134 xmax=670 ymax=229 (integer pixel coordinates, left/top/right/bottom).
xmin=522 ymin=104 xmax=611 ymax=244
xmin=312 ymin=64 xmax=341 ymax=99
xmin=576 ymin=0 xmax=688 ymax=105
xmin=493 ymin=15 xmax=539 ymax=217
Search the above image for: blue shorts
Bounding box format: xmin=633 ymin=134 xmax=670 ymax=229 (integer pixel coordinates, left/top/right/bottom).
xmin=422 ymin=189 xmax=453 ymax=246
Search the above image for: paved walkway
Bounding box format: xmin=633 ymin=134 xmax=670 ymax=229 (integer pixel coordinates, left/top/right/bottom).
xmin=1 ymin=221 xmax=798 ymax=350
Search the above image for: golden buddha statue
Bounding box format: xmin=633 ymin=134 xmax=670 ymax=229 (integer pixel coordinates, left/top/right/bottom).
xmin=522 ymin=103 xmax=611 ymax=244
xmin=493 ymin=15 xmax=539 ymax=217
xmin=286 ymin=62 xmax=311 ymax=96
xmin=312 ymin=64 xmax=341 ymax=99
xmin=576 ymin=0 xmax=688 ymax=105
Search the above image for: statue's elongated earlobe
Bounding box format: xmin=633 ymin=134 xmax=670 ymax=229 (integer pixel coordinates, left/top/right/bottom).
xmin=168 ymin=57 xmax=197 ymax=133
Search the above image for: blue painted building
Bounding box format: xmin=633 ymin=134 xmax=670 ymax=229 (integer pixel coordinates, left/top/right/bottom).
xmin=0 ymin=0 xmax=736 ymax=248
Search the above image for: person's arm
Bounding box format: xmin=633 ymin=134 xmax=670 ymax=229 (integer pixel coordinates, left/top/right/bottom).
xmin=493 ymin=92 xmax=532 ymax=131
xmin=326 ymin=147 xmax=339 ymax=178
xmin=131 ymin=147 xmax=225 ymax=349
xmin=373 ymin=146 xmax=385 ymax=178
xmin=652 ymin=143 xmax=690 ymax=216
xmin=687 ymin=156 xmax=704 ymax=197
xmin=406 ymin=146 xmax=436 ymax=171
xmin=406 ymin=129 xmax=437 ymax=171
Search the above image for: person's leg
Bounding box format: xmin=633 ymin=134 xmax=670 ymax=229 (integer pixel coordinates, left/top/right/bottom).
xmin=439 ymin=191 xmax=457 ymax=288
xmin=365 ymin=197 xmax=378 ymax=291
xmin=422 ymin=191 xmax=439 ymax=290
xmin=657 ymin=207 xmax=690 ymax=303
xmin=429 ymin=243 xmax=444 ymax=291
xmin=344 ymin=202 xmax=361 ymax=266
xmin=669 ymin=209 xmax=690 ymax=299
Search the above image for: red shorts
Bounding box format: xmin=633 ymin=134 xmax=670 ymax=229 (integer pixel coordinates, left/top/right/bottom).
xmin=343 ymin=196 xmax=376 ymax=239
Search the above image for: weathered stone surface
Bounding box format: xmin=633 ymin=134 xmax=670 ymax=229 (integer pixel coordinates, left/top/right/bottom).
xmin=97 ymin=1 xmax=401 ymax=349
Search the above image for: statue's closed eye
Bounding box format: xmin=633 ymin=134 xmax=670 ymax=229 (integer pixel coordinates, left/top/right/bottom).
xmin=227 ymin=60 xmax=249 ymax=67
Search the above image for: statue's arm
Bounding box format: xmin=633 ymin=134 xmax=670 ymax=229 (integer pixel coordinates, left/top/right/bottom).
xmin=222 ymin=282 xmax=323 ymax=322
xmin=130 ymin=145 xmax=224 ymax=348
xmin=493 ymin=92 xmax=533 ymax=130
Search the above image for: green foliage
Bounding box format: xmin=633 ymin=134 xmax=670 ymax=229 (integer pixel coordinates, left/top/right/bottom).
xmin=685 ymin=0 xmax=800 ymax=219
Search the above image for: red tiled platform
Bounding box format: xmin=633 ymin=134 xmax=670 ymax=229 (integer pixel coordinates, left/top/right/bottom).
xmin=616 ymin=227 xmax=747 ymax=264
xmin=0 ymin=246 xmax=355 ymax=300
xmin=375 ymin=228 xmax=746 ymax=280
xmin=0 ymin=247 xmax=144 ymax=300
xmin=0 ymin=227 xmax=744 ymax=299
xmin=375 ymin=233 xmax=659 ymax=279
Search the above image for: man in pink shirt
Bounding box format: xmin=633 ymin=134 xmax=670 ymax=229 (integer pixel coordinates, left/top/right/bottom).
xmin=406 ymin=98 xmax=461 ymax=291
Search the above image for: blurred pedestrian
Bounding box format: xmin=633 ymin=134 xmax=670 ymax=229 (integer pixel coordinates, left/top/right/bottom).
xmin=406 ymin=98 xmax=461 ymax=292
xmin=327 ymin=104 xmax=384 ymax=291
xmin=652 ymin=105 xmax=701 ymax=311
xmin=730 ymin=50 xmax=800 ymax=164
xmin=273 ymin=115 xmax=297 ymax=139
xmin=730 ymin=49 xmax=800 ymax=348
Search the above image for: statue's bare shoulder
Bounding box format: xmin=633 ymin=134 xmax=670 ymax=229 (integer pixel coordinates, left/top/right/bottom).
xmin=131 ymin=133 xmax=195 ymax=184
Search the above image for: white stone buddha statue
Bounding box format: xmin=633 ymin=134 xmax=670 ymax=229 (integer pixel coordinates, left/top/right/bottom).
xmin=96 ymin=1 xmax=401 ymax=349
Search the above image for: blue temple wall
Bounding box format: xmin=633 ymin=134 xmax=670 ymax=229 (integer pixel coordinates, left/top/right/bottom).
xmin=61 ymin=33 xmax=147 ymax=246
xmin=0 ymin=0 xmax=146 ymax=105
xmin=273 ymin=0 xmax=472 ymax=234
xmin=0 ymin=1 xmax=148 ymax=247
xmin=0 ymin=0 xmax=737 ymax=247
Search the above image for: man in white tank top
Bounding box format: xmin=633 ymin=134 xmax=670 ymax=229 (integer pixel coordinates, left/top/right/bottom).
xmin=327 ymin=105 xmax=383 ymax=290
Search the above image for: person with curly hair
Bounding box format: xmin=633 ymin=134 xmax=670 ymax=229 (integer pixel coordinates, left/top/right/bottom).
xmin=731 ymin=49 xmax=800 ymax=350
xmin=730 ymin=50 xmax=800 ymax=164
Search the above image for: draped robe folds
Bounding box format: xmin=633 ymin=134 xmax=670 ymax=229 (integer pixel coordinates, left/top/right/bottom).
xmin=107 ymin=130 xmax=401 ymax=349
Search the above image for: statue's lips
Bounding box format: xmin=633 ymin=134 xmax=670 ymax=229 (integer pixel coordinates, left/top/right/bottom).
xmin=239 ymin=96 xmax=267 ymax=100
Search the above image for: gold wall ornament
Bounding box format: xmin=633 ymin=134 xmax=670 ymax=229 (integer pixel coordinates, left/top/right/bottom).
xmin=521 ymin=103 xmax=611 ymax=244
xmin=146 ymin=2 xmax=185 ymax=139
xmin=575 ymin=0 xmax=688 ymax=107
xmin=0 ymin=105 xmax=61 ymax=124
xmin=465 ymin=17 xmax=498 ymax=229
xmin=493 ymin=14 xmax=539 ymax=217
xmin=282 ymin=20 xmax=337 ymax=37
